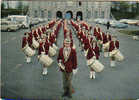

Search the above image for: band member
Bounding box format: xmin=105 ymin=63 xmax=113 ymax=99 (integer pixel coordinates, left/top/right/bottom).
xmin=94 ymin=24 xmax=100 ymax=37
xmin=106 ymin=21 xmax=110 ymax=30
xmin=38 ymin=38 xmax=48 ymax=75
xmin=102 ymin=32 xmax=109 ymax=57
xmin=22 ymin=33 xmax=31 ymax=63
xmin=109 ymin=35 xmax=119 ymax=67
xmin=92 ymin=40 xmax=100 ymax=60
xmin=57 ymin=38 xmax=78 ymax=98
xmin=86 ymin=43 xmax=96 ymax=79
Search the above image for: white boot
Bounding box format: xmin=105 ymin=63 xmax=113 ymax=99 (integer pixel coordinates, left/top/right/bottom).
xmin=42 ymin=67 xmax=48 ymax=75
xmin=92 ymin=71 xmax=96 ymax=79
xmin=110 ymin=60 xmax=116 ymax=67
xmin=90 ymin=71 xmax=95 ymax=79
xmin=26 ymin=57 xmax=31 ymax=63
xmin=104 ymin=52 xmax=109 ymax=57
xmin=90 ymin=71 xmax=93 ymax=79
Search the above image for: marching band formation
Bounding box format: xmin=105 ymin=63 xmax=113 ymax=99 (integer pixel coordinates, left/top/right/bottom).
xmin=21 ymin=18 xmax=124 ymax=98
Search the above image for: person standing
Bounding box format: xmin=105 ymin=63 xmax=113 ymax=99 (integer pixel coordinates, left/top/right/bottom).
xmin=57 ymin=38 xmax=78 ymax=98
xmin=106 ymin=21 xmax=110 ymax=30
xmin=109 ymin=35 xmax=119 ymax=67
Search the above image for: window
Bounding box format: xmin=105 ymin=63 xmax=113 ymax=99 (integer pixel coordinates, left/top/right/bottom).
xmin=34 ymin=10 xmax=38 ymax=17
xmin=41 ymin=10 xmax=44 ymax=18
xmin=101 ymin=11 xmax=104 ymax=18
xmin=48 ymin=11 xmax=52 ymax=18
xmin=88 ymin=11 xmax=91 ymax=19
xmin=79 ymin=1 xmax=82 ymax=6
xmin=95 ymin=11 xmax=98 ymax=18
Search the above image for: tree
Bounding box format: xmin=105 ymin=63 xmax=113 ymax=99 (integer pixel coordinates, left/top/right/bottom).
xmin=16 ymin=1 xmax=23 ymax=9
xmin=1 ymin=2 xmax=5 ymax=10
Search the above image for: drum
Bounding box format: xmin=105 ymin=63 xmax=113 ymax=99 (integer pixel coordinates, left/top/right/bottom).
xmin=49 ymin=46 xmax=56 ymax=56
xmin=87 ymin=57 xmax=95 ymax=66
xmin=32 ymin=38 xmax=39 ymax=49
xmin=103 ymin=42 xmax=110 ymax=50
xmin=114 ymin=50 xmax=124 ymax=61
xmin=23 ymin=45 xmax=35 ymax=57
xmin=52 ymin=43 xmax=58 ymax=50
xmin=90 ymin=60 xmax=104 ymax=72
xmin=133 ymin=36 xmax=139 ymax=40
xmin=39 ymin=54 xmax=53 ymax=67
xmin=109 ymin=49 xmax=118 ymax=57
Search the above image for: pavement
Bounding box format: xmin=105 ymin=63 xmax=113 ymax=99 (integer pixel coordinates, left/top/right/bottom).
xmin=1 ymin=21 xmax=139 ymax=100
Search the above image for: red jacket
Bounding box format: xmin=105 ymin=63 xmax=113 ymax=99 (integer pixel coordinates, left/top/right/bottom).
xmin=44 ymin=40 xmax=49 ymax=55
xmin=22 ymin=37 xmax=27 ymax=48
xmin=109 ymin=40 xmax=119 ymax=52
xmin=33 ymin=30 xmax=39 ymax=41
xmin=27 ymin=34 xmax=33 ymax=47
xmin=38 ymin=28 xmax=42 ymax=37
xmin=93 ymin=44 xmax=100 ymax=60
xmin=38 ymin=42 xmax=44 ymax=55
xmin=57 ymin=47 xmax=77 ymax=73
xmin=94 ymin=27 xmax=100 ymax=37
xmin=87 ymin=45 xmax=95 ymax=60
xmin=102 ymin=33 xmax=108 ymax=44
xmin=83 ymin=38 xmax=90 ymax=50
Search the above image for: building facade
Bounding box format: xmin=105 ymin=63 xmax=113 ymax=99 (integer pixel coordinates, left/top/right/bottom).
xmin=29 ymin=1 xmax=111 ymax=21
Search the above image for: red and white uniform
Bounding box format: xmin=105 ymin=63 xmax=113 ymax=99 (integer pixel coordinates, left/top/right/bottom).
xmin=57 ymin=47 xmax=77 ymax=73
xmin=109 ymin=40 xmax=119 ymax=52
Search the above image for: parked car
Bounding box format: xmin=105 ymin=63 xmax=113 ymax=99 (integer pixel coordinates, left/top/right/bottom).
xmin=126 ymin=20 xmax=139 ymax=25
xmin=110 ymin=21 xmax=128 ymax=28
xmin=31 ymin=18 xmax=40 ymax=25
xmin=94 ymin=18 xmax=102 ymax=24
xmin=119 ymin=19 xmax=129 ymax=24
xmin=8 ymin=15 xmax=30 ymax=28
xmin=38 ymin=18 xmax=44 ymax=23
xmin=119 ymin=19 xmax=139 ymax=25
xmin=1 ymin=20 xmax=19 ymax=31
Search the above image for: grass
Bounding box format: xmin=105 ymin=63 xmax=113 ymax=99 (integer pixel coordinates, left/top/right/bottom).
xmin=118 ymin=30 xmax=139 ymax=36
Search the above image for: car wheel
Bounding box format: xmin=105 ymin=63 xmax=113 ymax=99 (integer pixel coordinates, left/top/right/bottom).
xmin=22 ymin=25 xmax=25 ymax=28
xmin=7 ymin=28 xmax=11 ymax=32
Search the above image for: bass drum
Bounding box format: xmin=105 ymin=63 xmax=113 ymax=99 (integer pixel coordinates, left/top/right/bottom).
xmin=103 ymin=42 xmax=110 ymax=50
xmin=39 ymin=54 xmax=53 ymax=67
xmin=23 ymin=45 xmax=35 ymax=57
xmin=52 ymin=43 xmax=58 ymax=50
xmin=49 ymin=46 xmax=56 ymax=57
xmin=114 ymin=50 xmax=124 ymax=61
xmin=87 ymin=57 xmax=96 ymax=66
xmin=90 ymin=60 xmax=104 ymax=72
xmin=32 ymin=38 xmax=39 ymax=49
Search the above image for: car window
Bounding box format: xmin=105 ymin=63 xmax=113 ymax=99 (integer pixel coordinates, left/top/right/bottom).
xmin=1 ymin=23 xmax=8 ymax=25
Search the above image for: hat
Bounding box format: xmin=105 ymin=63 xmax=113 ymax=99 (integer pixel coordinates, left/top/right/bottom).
xmin=64 ymin=38 xmax=71 ymax=44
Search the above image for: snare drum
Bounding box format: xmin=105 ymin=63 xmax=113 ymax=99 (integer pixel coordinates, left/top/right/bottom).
xmin=48 ymin=46 xmax=56 ymax=56
xmin=32 ymin=38 xmax=39 ymax=49
xmin=90 ymin=60 xmax=104 ymax=72
xmin=23 ymin=45 xmax=35 ymax=57
xmin=39 ymin=54 xmax=53 ymax=67
xmin=114 ymin=50 xmax=124 ymax=61
xmin=52 ymin=43 xmax=58 ymax=50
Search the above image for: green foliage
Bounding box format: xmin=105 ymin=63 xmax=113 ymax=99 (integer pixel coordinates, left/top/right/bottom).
xmin=1 ymin=9 xmax=28 ymax=18
xmin=1 ymin=2 xmax=6 ymax=10
xmin=119 ymin=30 xmax=139 ymax=36
xmin=111 ymin=2 xmax=139 ymax=20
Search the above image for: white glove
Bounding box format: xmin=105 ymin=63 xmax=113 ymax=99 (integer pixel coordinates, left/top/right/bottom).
xmin=73 ymin=68 xmax=78 ymax=75
xmin=58 ymin=63 xmax=65 ymax=70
